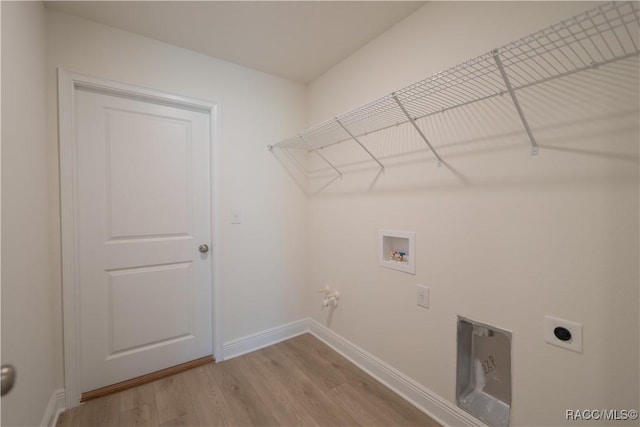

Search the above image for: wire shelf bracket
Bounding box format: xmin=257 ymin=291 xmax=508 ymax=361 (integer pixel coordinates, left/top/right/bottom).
xmin=492 ymin=49 xmax=539 ymax=156
xmin=283 ymin=145 xmax=310 ymax=175
xmin=299 ymin=134 xmax=342 ymax=179
xmin=392 ymin=93 xmax=444 ymax=167
xmin=268 ymin=1 xmax=640 ymax=176
xmin=335 ymin=117 xmax=385 ymax=172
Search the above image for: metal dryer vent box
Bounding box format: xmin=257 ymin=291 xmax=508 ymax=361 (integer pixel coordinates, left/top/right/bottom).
xmin=456 ymin=317 xmax=512 ymax=427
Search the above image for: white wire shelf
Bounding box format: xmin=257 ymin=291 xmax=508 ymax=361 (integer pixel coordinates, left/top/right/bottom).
xmin=268 ymin=1 xmax=640 ymax=176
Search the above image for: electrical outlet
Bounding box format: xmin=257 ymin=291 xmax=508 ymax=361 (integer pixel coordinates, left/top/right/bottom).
xmin=544 ymin=315 xmax=583 ymax=353
xmin=417 ymin=285 xmax=429 ymax=308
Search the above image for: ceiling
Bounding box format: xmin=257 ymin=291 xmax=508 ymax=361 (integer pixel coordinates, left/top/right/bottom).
xmin=45 ymin=1 xmax=425 ymax=83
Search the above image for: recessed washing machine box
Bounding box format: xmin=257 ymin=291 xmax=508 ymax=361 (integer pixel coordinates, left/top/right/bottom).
xmin=456 ymin=317 xmax=512 ymax=427
xmin=378 ymin=230 xmax=415 ymax=274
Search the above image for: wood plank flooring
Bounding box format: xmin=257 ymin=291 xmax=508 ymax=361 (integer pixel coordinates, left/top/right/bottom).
xmin=58 ymin=334 xmax=440 ymax=427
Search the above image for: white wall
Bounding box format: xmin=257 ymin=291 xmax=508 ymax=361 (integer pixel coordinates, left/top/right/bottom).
xmin=1 ymin=2 xmax=59 ymax=425
xmin=306 ymin=2 xmax=639 ymax=426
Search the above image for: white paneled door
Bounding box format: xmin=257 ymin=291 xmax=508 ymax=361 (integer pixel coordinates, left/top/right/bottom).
xmin=74 ymin=88 xmax=212 ymax=393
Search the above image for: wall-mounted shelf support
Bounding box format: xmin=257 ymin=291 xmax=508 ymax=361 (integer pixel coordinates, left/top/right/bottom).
xmin=492 ymin=49 xmax=539 ymax=156
xmin=336 ymin=117 xmax=384 ymax=172
xmin=282 ymin=145 xmax=309 ymax=175
xmin=392 ymin=93 xmax=443 ymax=167
xmin=299 ymin=134 xmax=342 ymax=179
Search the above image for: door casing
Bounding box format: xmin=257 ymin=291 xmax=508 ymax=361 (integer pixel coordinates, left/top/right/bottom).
xmin=58 ymin=69 xmax=223 ymax=408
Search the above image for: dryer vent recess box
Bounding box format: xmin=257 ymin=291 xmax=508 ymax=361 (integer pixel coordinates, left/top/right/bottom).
xmin=456 ymin=317 xmax=512 ymax=427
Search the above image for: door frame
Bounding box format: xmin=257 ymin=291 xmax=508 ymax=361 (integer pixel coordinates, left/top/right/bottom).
xmin=58 ymin=69 xmax=223 ymax=408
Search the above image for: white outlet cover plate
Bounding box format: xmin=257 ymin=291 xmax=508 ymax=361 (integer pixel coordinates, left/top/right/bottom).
xmin=544 ymin=315 xmax=582 ymax=353
xmin=417 ymin=285 xmax=429 ymax=309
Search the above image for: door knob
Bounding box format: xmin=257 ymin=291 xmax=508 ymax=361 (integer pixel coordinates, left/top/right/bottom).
xmin=1 ymin=364 xmax=16 ymax=396
xmin=198 ymin=244 xmax=209 ymax=254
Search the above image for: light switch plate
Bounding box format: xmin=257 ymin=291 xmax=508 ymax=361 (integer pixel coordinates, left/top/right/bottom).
xmin=417 ymin=285 xmax=429 ymax=308
xmin=544 ymin=315 xmax=582 ymax=353
xmin=231 ymin=209 xmax=242 ymax=224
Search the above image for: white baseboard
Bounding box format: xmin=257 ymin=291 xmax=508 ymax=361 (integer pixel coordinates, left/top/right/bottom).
xmin=223 ymin=318 xmax=309 ymax=360
xmin=307 ymin=318 xmax=484 ymax=427
xmin=222 ymin=317 xmax=482 ymax=427
xmin=41 ymin=388 xmax=65 ymax=427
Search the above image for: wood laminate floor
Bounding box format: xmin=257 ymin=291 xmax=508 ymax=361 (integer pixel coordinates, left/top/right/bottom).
xmin=58 ymin=333 xmax=440 ymax=427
